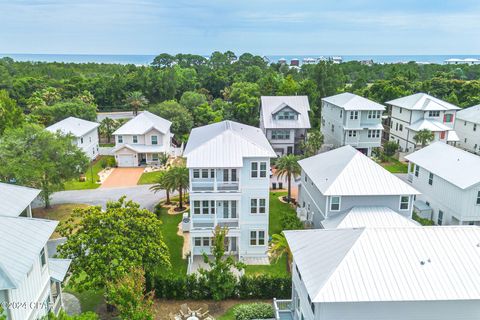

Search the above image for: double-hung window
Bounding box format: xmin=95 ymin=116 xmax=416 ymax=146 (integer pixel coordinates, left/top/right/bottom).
xmin=414 ymin=165 xmax=419 ymax=177
xmin=250 ymin=230 xmax=265 ymax=246
xmin=118 ymin=135 xmax=123 ymax=143
xmin=438 ymin=210 xmax=444 ymax=225
xmin=193 ymin=200 xmax=215 ymax=215
xmin=400 ymin=196 xmax=410 ymax=210
xmin=193 ymin=169 xmax=200 ymax=178
xmin=152 ymin=153 xmax=159 ymax=161
xmin=428 ymin=173 xmax=434 ymax=185
xmin=350 ymin=111 xmax=358 ymax=120
xmin=330 ymin=196 xmax=340 ymax=211
xmin=474 ymin=124 xmax=477 ymax=132
xmin=133 ymin=135 xmax=138 ymax=143
xmin=251 ymin=161 xmax=267 ymax=178
xmin=429 ymin=111 xmax=440 ymax=117
xmin=476 ymin=191 xmax=480 ymax=205
xmin=348 ymin=130 xmax=357 ymax=137
xmin=251 ymin=198 xmax=266 ymax=214
xmin=151 ymin=135 xmax=158 ymax=145
xmin=40 ymin=248 xmax=47 ymax=268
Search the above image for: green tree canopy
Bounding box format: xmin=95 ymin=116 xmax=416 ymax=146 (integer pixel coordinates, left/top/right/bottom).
xmin=0 ymin=89 xmax=24 ymax=135
xmin=275 ymin=154 xmax=301 ymax=203
xmin=32 ymin=98 xmax=97 ymax=126
xmin=413 ymin=129 xmax=435 ymax=148
xmin=149 ymin=100 xmax=193 ymax=142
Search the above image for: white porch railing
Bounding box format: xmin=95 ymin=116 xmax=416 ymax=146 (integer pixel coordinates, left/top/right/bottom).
xmin=273 ymin=298 xmax=293 ymax=320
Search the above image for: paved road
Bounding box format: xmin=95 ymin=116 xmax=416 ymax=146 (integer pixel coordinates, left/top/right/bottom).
xmin=49 ymin=185 xmax=167 ymax=211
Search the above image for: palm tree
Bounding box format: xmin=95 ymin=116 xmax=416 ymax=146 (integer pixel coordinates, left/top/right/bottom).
xmin=413 ymin=129 xmax=435 ymax=148
xmin=99 ymin=117 xmax=118 ymax=143
xmin=269 ymin=233 xmax=292 ymax=272
xmin=149 ymin=171 xmax=172 ymax=205
xmin=164 ymin=166 xmax=189 ymax=210
xmin=275 ymin=154 xmax=301 ymax=203
xmin=125 ymin=91 xmax=149 ymax=116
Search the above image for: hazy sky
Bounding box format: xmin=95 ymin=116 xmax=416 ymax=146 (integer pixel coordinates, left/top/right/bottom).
xmin=0 ymin=0 xmax=479 ymax=55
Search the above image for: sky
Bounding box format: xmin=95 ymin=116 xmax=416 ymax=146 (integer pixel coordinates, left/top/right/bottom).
xmin=0 ymin=0 xmax=479 ymax=55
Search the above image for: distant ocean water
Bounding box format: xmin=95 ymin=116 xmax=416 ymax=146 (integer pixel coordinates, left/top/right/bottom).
xmin=1 ymin=53 xmax=480 ymax=65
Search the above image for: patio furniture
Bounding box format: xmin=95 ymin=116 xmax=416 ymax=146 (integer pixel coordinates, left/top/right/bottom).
xmin=180 ymin=304 xmax=190 ymax=317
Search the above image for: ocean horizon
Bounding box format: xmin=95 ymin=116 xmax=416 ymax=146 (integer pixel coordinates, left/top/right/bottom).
xmin=1 ymin=53 xmax=480 ymax=65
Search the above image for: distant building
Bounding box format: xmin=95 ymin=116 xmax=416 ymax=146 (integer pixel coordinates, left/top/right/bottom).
xmin=302 ymin=57 xmax=317 ymax=65
xmin=445 ymin=58 xmax=480 ymax=65
xmin=386 ymin=93 xmax=460 ymax=152
xmin=46 ymin=116 xmax=100 ymax=160
xmin=260 ymin=96 xmax=311 ymax=156
xmin=321 ymin=92 xmax=385 ymax=156
xmin=330 ymin=56 xmax=343 ymax=64
xmin=454 ymin=104 xmax=480 ymax=154
xmin=278 ymin=58 xmax=287 ymax=65
xmin=290 ymin=58 xmax=300 ymax=67
xmin=405 ymin=142 xmax=480 ymax=226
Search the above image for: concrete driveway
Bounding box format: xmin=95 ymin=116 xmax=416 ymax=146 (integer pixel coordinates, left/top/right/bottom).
xmin=48 ymin=185 xmax=168 ymax=211
xmin=101 ymin=168 xmax=144 ymax=188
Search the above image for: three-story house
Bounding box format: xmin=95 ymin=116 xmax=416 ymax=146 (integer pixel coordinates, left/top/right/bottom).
xmin=183 ymin=121 xmax=276 ymax=273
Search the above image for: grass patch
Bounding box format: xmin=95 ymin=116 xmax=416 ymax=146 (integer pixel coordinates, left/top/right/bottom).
xmin=64 ymin=156 xmax=115 ymax=190
xmin=99 ymin=143 xmax=115 ymax=147
xmin=217 ymin=305 xmax=236 ymax=320
xmin=32 ymin=203 xmax=89 ymax=238
xmin=157 ymin=206 xmax=188 ymax=276
xmin=138 ymin=170 xmax=164 ymax=185
xmin=269 ymin=191 xmax=296 ymax=236
xmin=64 ymin=288 xmax=104 ymax=313
xmin=413 ymin=212 xmax=434 ymax=226
xmin=380 ymin=157 xmax=408 ymax=173
xmin=245 ymin=254 xmax=288 ymax=277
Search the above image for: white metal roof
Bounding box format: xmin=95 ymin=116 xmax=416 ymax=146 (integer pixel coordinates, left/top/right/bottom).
xmin=260 ymin=96 xmax=311 ymax=129
xmin=321 ymin=206 xmax=419 ymax=229
xmin=46 ymin=116 xmax=99 ymax=137
xmin=406 ymin=118 xmax=452 ymax=132
xmin=0 ymin=182 xmax=40 ymax=217
xmin=405 ymin=141 xmax=480 ymax=189
xmin=386 ymin=93 xmax=461 ymax=111
xmin=0 ymin=217 xmax=58 ymax=289
xmin=48 ymin=258 xmax=72 ymax=282
xmin=113 ymin=111 xmax=172 ymax=135
xmin=285 ymin=226 xmax=480 ymax=303
xmin=456 ymin=104 xmax=480 ymax=124
xmin=184 ymin=120 xmax=276 ymax=168
xmin=298 ymin=146 xmax=419 ymax=196
xmin=322 ymin=92 xmax=385 ymax=111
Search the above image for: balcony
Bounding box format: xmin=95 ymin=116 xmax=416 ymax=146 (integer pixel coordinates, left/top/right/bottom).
xmin=273 ymin=298 xmax=294 ymax=320
xmin=191 ymin=179 xmax=240 ymax=192
xmin=191 ymin=216 xmax=239 ymax=229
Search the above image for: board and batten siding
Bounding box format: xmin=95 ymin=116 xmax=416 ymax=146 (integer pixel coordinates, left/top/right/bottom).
xmin=298 ymin=170 xmax=327 ymax=227
xmin=455 ymin=119 xmax=480 ymax=154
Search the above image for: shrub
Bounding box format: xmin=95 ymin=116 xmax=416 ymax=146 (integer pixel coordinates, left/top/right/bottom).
xmin=107 ymin=157 xmax=117 ymax=167
xmin=233 ymin=303 xmax=275 ymax=320
xmin=383 ymin=141 xmax=399 ymax=157
xmin=280 ymin=213 xmax=303 ymax=230
xmin=100 ymin=158 xmax=108 ymax=169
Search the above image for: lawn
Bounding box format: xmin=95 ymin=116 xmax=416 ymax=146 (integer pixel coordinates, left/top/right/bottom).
xmin=64 ymin=156 xmax=115 ymax=190
xmin=380 ymin=157 xmax=408 ymax=173
xmin=245 ymin=254 xmax=288 ymax=277
xmin=64 ymin=287 xmax=104 ymax=313
xmin=158 ymin=206 xmax=188 ymax=276
xmin=138 ymin=170 xmax=164 ymax=185
xmin=99 ymin=143 xmax=115 ymax=147
xmin=32 ymin=203 xmax=89 ymax=238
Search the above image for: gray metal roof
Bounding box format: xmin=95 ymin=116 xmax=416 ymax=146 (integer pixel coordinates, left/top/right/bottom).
xmin=46 ymin=116 xmax=99 ymax=137
xmin=456 ymin=104 xmax=480 ymax=124
xmin=285 ymin=226 xmax=480 ymax=303
xmin=298 ymin=146 xmax=419 ymax=196
xmin=113 ymin=111 xmax=172 ymax=135
xmin=0 ymin=217 xmax=58 ymax=289
xmin=184 ymin=120 xmax=276 ymax=168
xmin=48 ymin=258 xmax=72 ymax=282
xmin=405 ymin=141 xmax=480 ymax=189
xmin=322 ymin=92 xmax=385 ymax=111
xmin=0 ymin=182 xmax=40 ymax=217
xmin=321 ymin=206 xmax=419 ymax=229
xmin=386 ymin=93 xmax=460 ymax=111
xmin=260 ymin=96 xmax=311 ymax=129
xmin=406 ymin=118 xmax=451 ymax=132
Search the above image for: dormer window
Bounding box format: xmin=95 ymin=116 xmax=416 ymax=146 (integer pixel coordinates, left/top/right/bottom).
xmin=277 ymin=110 xmax=296 ymax=120
xmin=151 ymin=135 xmax=158 ymax=145
xmin=428 ymin=110 xmax=440 ymax=117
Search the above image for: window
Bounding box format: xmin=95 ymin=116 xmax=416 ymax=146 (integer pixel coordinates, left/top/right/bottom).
xmin=194 ymin=237 xmax=201 ymax=246
xmin=414 ymin=165 xmax=419 ymax=177
xmin=444 ymin=114 xmax=453 ymax=122
xmin=251 ymin=198 xmax=266 ymax=214
xmin=474 ymin=124 xmax=477 ymax=132
xmin=477 ymin=191 xmax=480 ymax=205
xmin=399 ymin=124 xmax=403 ymax=131
xmin=395 ymin=123 xmax=399 ymax=131
xmin=304 ymin=174 xmax=308 ymax=183
xmin=203 ymin=237 xmax=211 ymax=246
xmin=368 ymin=130 xmax=380 ymax=138
xmin=251 ymin=161 xmax=267 ymax=178
xmin=350 ymin=111 xmax=358 ymax=120
xmin=400 ymin=196 xmax=410 ymax=210
xmin=89 ymin=137 xmax=92 ymax=143
xmin=367 ymin=110 xmax=381 ymax=119
xmin=428 ymin=173 xmax=434 ymax=185
xmin=40 ymin=248 xmax=47 ymax=268
xmin=151 ymin=135 xmax=158 ymax=145
xmin=340 ymin=110 xmax=343 ymax=118
xmin=464 ymin=121 xmax=467 ymax=126
xmin=118 ymin=135 xmax=123 ymax=143
xmin=251 ymin=162 xmax=258 ymax=177
xmin=133 ymin=135 xmax=138 ymax=143
xmin=331 ymin=124 xmax=334 ymax=132
xmin=193 ymin=169 xmax=200 ymax=178
xmin=250 ymin=230 xmax=265 ymax=246
xmin=330 ymin=196 xmax=340 ymax=211
xmin=152 ymin=153 xmax=159 ymax=161
xmin=260 ymin=162 xmax=267 ymax=177
xmin=438 ymin=210 xmax=444 ymax=225
xmin=465 ymin=138 xmax=468 ymax=143
xmin=348 ymin=130 xmax=357 ymax=137
xmin=271 ymin=130 xmax=290 ymax=140
xmin=193 ymin=200 xmax=215 ymax=215
xmin=428 ymin=110 xmax=440 ymax=117
xmin=80 ymin=137 xmax=84 ymax=144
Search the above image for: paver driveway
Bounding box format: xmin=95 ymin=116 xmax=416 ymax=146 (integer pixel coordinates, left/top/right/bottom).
xmin=101 ymin=168 xmax=144 ymax=188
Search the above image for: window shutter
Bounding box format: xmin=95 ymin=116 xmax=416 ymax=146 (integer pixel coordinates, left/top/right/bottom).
xmin=443 ymin=114 xmax=447 ymax=122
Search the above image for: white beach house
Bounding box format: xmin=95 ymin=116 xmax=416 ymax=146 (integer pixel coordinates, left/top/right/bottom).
xmin=0 ymin=217 xmax=71 ymax=320
xmin=260 ymin=96 xmax=311 ymax=156
xmin=454 ymin=104 xmax=480 ymax=154
xmin=46 ymin=116 xmax=100 ymax=160
xmin=274 ymin=227 xmax=480 ymax=320
xmin=112 ymin=111 xmax=173 ymax=167
xmin=0 ymin=183 xmax=40 ymax=218
xmin=405 ymin=141 xmax=480 ymax=225
xmin=321 ymin=93 xmax=385 ymax=156
xmin=183 ymin=120 xmax=276 ymax=273
xmin=386 ymin=93 xmax=460 ymax=152
xmin=297 ymin=145 xmax=419 ymax=228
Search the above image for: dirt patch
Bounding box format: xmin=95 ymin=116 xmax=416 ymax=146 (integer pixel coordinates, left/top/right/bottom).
xmin=32 ymin=203 xmax=89 ymax=238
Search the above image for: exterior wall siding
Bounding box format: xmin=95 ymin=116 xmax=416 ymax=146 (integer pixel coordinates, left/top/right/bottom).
xmin=455 ymin=119 xmax=480 ymax=154
xmin=76 ymin=128 xmax=99 ymax=160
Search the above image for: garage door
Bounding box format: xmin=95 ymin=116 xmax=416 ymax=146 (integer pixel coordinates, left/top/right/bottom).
xmin=117 ymin=154 xmax=134 ymax=167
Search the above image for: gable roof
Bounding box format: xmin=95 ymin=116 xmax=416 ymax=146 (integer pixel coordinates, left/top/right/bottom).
xmin=298 ymin=146 xmax=419 ymax=196
xmin=113 ymin=111 xmax=172 ymax=135
xmin=386 ymin=93 xmax=461 ymax=111
xmin=285 ymin=226 xmax=480 ymax=303
xmin=405 ymin=141 xmax=480 ymax=189
xmin=456 ymin=104 xmax=480 ymax=124
xmin=0 ymin=183 xmax=40 ymax=217
xmin=0 ymin=217 xmax=57 ymax=289
xmin=46 ymin=116 xmax=99 ymax=137
xmin=321 ymin=206 xmax=419 ymax=229
xmin=184 ymin=120 xmax=276 ymax=168
xmin=322 ymin=92 xmax=385 ymax=111
xmin=260 ymin=96 xmax=311 ymax=129
xmin=406 ymin=118 xmax=452 ymax=132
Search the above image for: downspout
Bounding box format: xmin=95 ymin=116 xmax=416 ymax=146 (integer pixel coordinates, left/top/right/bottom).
xmin=325 ymin=196 xmax=329 ymax=219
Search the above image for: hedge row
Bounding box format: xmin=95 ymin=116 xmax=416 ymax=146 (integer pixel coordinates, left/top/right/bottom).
xmin=146 ymin=274 xmax=291 ymax=300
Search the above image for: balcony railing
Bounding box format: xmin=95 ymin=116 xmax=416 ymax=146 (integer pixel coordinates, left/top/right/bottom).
xmin=191 ymin=180 xmax=240 ymax=192
xmin=273 ymin=298 xmax=294 ymax=320
xmin=191 ymin=216 xmax=239 ymax=229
